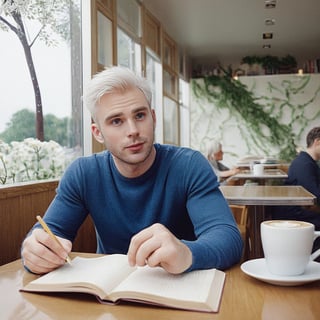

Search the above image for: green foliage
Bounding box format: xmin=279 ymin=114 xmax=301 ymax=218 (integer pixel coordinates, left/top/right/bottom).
xmin=241 ymin=55 xmax=262 ymax=65
xmin=0 ymin=0 xmax=73 ymax=44
xmin=44 ymin=114 xmax=70 ymax=146
xmin=280 ymin=54 xmax=298 ymax=67
xmin=191 ymin=67 xmax=298 ymax=161
xmin=0 ymin=109 xmax=70 ymax=146
xmin=241 ymin=54 xmax=297 ymax=72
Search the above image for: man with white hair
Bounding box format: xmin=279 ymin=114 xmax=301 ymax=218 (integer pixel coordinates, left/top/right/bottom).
xmin=21 ymin=66 xmax=243 ymax=275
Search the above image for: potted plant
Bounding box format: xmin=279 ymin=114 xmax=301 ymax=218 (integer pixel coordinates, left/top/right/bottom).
xmin=279 ymin=54 xmax=297 ymax=74
xmin=241 ymin=56 xmax=263 ymax=75
xmin=261 ymin=55 xmax=280 ymax=74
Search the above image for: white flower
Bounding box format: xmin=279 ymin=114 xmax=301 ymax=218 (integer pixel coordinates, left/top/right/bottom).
xmin=0 ymin=138 xmax=78 ymax=184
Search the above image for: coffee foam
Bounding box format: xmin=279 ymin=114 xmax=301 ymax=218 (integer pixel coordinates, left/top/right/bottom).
xmin=264 ymin=220 xmax=310 ymax=228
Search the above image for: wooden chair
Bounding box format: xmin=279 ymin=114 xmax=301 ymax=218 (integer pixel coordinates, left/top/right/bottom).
xmin=229 ymin=205 xmax=250 ymax=261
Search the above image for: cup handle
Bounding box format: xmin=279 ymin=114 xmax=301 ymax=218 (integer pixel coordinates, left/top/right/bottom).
xmin=310 ymin=231 xmax=320 ymax=261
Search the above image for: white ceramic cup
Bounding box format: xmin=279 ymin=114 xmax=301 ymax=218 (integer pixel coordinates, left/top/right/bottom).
xmin=253 ymin=163 xmax=264 ymax=175
xmin=261 ymin=220 xmax=320 ymax=276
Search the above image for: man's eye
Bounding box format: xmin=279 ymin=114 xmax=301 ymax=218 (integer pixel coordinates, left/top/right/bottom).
xmin=136 ymin=112 xmax=145 ymax=120
xmin=111 ymin=118 xmax=122 ymax=126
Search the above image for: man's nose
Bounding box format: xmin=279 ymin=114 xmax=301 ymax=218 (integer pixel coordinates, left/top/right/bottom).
xmin=127 ymin=120 xmax=139 ymax=136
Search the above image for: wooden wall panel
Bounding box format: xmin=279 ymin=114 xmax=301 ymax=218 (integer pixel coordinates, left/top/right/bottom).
xmin=0 ymin=180 xmax=96 ymax=265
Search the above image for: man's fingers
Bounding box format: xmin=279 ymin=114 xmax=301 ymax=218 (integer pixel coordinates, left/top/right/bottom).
xmin=127 ymin=227 xmax=154 ymax=266
xmin=135 ymin=238 xmax=162 ymax=266
xmin=22 ymin=228 xmax=72 ymax=274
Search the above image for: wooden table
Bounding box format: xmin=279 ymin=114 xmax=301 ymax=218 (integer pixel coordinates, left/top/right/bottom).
xmin=1 ymin=253 xmax=320 ymax=320
xmin=226 ymin=169 xmax=288 ymax=185
xmin=220 ymin=185 xmax=317 ymax=258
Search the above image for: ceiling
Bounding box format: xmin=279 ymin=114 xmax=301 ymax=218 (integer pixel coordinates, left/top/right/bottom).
xmin=142 ymin=0 xmax=320 ymax=67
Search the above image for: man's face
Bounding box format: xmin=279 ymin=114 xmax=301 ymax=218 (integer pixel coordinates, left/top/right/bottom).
xmin=91 ymin=87 xmax=156 ymax=177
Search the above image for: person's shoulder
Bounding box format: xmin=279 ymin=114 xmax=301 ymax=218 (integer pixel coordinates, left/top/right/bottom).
xmin=68 ymin=150 xmax=110 ymax=169
xmin=290 ymin=151 xmax=313 ymax=166
xmin=155 ymin=144 xmax=208 ymax=173
xmin=156 ymin=143 xmax=202 ymax=159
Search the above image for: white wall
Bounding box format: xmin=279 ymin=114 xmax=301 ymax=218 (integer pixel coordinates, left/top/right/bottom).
xmin=190 ymin=74 xmax=320 ymax=167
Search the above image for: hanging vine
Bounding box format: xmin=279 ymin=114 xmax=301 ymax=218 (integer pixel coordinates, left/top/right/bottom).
xmin=191 ymin=67 xmax=316 ymax=161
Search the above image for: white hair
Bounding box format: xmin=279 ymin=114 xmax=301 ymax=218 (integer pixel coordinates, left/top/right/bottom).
xmin=83 ymin=66 xmax=152 ymax=121
xmin=207 ymin=140 xmax=221 ymax=158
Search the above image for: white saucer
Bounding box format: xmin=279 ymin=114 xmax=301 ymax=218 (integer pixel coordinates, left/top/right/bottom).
xmin=241 ymin=258 xmax=320 ymax=286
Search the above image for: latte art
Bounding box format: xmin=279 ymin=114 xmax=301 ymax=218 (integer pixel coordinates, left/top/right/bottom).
xmin=264 ymin=220 xmax=310 ymax=228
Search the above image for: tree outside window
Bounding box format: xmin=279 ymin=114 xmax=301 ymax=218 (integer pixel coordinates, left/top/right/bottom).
xmin=0 ymin=0 xmax=82 ymax=185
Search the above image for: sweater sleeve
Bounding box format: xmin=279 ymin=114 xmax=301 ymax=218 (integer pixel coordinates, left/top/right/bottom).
xmin=180 ymin=152 xmax=243 ymax=271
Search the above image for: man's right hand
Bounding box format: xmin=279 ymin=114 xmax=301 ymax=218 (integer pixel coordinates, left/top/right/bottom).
xmin=21 ymin=228 xmax=72 ymax=274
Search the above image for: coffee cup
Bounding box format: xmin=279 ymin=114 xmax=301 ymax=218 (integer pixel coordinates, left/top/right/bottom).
xmin=261 ymin=220 xmax=320 ymax=276
xmin=253 ymin=163 xmax=264 ymax=175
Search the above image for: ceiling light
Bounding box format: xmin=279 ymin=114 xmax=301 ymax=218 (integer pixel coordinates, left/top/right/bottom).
xmin=263 ymin=32 xmax=273 ymax=39
xmin=265 ymin=18 xmax=275 ymax=26
xmin=265 ymin=0 xmax=276 ymax=9
xmin=263 ymin=44 xmax=271 ymax=49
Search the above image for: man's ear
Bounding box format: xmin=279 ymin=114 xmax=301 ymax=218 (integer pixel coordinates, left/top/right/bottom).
xmin=91 ymin=123 xmax=104 ymax=144
xmin=151 ymin=108 xmax=156 ymax=125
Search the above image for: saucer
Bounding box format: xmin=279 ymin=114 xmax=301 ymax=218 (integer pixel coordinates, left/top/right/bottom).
xmin=241 ymin=258 xmax=320 ymax=286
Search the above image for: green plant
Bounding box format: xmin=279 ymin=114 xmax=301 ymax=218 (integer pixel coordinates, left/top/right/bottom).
xmin=241 ymin=55 xmax=262 ymax=65
xmin=260 ymin=55 xmax=280 ymax=70
xmin=192 ymin=66 xmax=298 ymax=161
xmin=280 ymin=54 xmax=297 ymax=67
xmin=241 ymin=54 xmax=297 ymax=73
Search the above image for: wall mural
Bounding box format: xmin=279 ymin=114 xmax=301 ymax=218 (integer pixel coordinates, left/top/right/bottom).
xmin=190 ymin=72 xmax=320 ymax=166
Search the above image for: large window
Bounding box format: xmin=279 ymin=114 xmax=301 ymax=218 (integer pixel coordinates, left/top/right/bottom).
xmin=97 ymin=11 xmax=113 ymax=68
xmin=117 ymin=28 xmax=141 ymax=73
xmin=0 ymin=1 xmax=82 ymax=185
xmin=116 ymin=0 xmax=141 ymax=74
xmin=146 ymin=49 xmax=163 ymax=143
xmin=179 ymin=79 xmax=190 ymax=147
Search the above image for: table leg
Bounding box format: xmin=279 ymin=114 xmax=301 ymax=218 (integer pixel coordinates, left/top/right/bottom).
xmin=249 ymin=205 xmax=266 ymax=259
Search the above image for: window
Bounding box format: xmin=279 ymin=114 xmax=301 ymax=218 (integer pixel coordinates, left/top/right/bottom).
xmin=146 ymin=49 xmax=163 ymax=143
xmin=163 ymin=97 xmax=179 ymax=145
xmin=117 ymin=0 xmax=141 ymax=38
xmin=117 ymin=28 xmax=141 ymax=73
xmin=0 ymin=1 xmax=82 ymax=184
xmin=97 ymin=11 xmax=113 ymax=68
xmin=116 ymin=0 xmax=141 ymax=73
xmin=161 ymin=32 xmax=180 ymax=145
xmin=179 ymin=79 xmax=190 ymax=147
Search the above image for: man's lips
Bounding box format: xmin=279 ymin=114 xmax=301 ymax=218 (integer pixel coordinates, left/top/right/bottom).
xmin=126 ymin=142 xmax=144 ymax=151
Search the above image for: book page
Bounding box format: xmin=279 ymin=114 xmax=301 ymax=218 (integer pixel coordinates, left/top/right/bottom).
xmin=25 ymin=255 xmax=136 ymax=298
xmin=111 ymin=266 xmax=220 ymax=304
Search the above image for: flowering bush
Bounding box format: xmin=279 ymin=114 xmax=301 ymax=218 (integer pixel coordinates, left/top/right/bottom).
xmin=0 ymin=138 xmax=76 ymax=185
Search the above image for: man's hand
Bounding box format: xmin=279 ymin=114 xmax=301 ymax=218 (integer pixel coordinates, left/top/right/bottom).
xmin=21 ymin=228 xmax=72 ymax=274
xmin=127 ymin=223 xmax=192 ymax=274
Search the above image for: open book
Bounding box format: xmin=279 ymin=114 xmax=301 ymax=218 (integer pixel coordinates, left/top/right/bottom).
xmin=22 ymin=254 xmax=225 ymax=313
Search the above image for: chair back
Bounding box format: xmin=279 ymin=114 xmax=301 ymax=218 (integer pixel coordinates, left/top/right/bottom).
xmin=230 ymin=205 xmax=248 ymax=227
xmin=229 ymin=205 xmax=250 ymax=260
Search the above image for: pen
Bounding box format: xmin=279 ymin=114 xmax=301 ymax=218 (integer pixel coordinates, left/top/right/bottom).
xmin=36 ymin=215 xmax=72 ymax=265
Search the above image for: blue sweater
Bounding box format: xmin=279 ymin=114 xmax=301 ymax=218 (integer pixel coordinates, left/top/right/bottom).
xmin=286 ymin=151 xmax=320 ymax=203
xmin=271 ymin=151 xmax=320 ymax=229
xmin=34 ymin=144 xmax=242 ymax=271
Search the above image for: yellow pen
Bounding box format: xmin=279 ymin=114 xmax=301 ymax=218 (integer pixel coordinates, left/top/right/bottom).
xmin=36 ymin=215 xmax=72 ymax=265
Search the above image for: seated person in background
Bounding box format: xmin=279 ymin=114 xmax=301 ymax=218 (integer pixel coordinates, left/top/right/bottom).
xmin=207 ymin=140 xmax=240 ymax=183
xmin=21 ymin=66 xmax=243 ymax=275
xmin=271 ymin=127 xmax=320 ymax=253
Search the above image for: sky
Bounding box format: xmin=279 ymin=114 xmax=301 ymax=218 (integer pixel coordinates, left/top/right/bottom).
xmin=0 ymin=23 xmax=71 ymax=132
